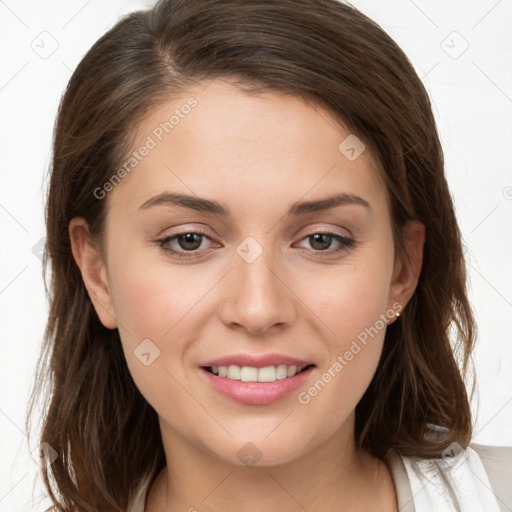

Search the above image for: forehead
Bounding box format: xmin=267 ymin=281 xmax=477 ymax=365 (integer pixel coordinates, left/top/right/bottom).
xmin=107 ymin=78 xmax=387 ymax=217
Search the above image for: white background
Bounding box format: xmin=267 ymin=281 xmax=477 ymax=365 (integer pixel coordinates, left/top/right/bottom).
xmin=0 ymin=0 xmax=511 ymax=510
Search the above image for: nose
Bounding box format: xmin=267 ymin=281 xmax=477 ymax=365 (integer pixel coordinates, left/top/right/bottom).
xmin=218 ymin=245 xmax=297 ymax=335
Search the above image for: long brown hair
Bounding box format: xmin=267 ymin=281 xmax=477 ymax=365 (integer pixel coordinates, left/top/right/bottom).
xmin=27 ymin=0 xmax=476 ymax=510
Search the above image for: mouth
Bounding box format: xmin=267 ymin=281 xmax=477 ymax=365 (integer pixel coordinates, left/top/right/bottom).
xmin=202 ymin=363 xmax=315 ymax=382
xmin=199 ymin=362 xmax=316 ymax=405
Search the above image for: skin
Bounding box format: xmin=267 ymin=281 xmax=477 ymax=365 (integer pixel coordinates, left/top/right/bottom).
xmin=69 ymin=78 xmax=425 ymax=511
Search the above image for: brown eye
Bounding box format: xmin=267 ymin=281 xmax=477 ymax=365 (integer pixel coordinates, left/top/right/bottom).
xmin=308 ymin=233 xmax=334 ymax=251
xmin=295 ymin=231 xmax=356 ymax=256
xmin=156 ymin=231 xmax=215 ymax=259
xmin=175 ymin=233 xmax=204 ymax=251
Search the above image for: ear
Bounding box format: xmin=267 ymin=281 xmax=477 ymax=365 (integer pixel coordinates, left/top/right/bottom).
xmin=68 ymin=217 xmax=118 ymax=329
xmin=388 ymin=220 xmax=425 ymax=313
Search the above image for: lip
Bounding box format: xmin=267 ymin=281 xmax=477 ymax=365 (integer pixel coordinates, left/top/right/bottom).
xmin=200 ymin=365 xmax=315 ymax=405
xmin=201 ymin=353 xmax=314 ymax=369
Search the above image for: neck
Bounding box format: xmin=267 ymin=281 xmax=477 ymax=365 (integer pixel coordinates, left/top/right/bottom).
xmin=146 ymin=414 xmax=398 ymax=511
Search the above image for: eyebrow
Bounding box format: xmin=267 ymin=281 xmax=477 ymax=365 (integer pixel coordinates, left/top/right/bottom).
xmin=139 ymin=191 xmax=372 ymax=216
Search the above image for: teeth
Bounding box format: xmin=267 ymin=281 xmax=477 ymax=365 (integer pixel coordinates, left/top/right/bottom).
xmin=257 ymin=366 xmax=276 ymax=382
xmin=287 ymin=365 xmax=297 ymax=377
xmin=240 ymin=366 xmax=258 ymax=382
xmin=227 ymin=365 xmax=241 ymax=380
xmin=209 ymin=364 xmax=309 ymax=382
xmin=275 ymin=364 xmax=288 ymax=380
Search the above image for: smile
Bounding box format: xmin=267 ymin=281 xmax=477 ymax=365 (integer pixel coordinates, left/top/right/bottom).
xmin=205 ymin=364 xmax=313 ymax=382
xmin=200 ymin=363 xmax=315 ymax=405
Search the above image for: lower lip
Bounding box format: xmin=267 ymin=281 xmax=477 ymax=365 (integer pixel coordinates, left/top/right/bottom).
xmin=200 ymin=366 xmax=314 ymax=405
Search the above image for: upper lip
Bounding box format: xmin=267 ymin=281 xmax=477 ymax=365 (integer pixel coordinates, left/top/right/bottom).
xmin=201 ymin=353 xmax=315 ymax=369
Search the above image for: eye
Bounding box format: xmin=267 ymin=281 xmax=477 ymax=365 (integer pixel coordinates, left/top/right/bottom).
xmin=156 ymin=231 xmax=216 ymax=259
xmin=171 ymin=233 xmax=206 ymax=251
xmin=295 ymin=231 xmax=356 ymax=255
xmin=154 ymin=229 xmax=356 ymax=260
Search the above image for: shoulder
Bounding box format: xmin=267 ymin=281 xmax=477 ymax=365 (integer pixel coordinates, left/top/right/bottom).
xmin=391 ymin=443 xmax=511 ymax=511
xmin=470 ymin=442 xmax=512 ymax=511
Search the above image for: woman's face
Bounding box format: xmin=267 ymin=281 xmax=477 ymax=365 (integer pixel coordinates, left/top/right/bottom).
xmin=71 ymin=78 xmax=423 ymax=467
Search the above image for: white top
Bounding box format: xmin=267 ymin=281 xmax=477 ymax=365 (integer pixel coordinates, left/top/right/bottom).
xmin=385 ymin=443 xmax=512 ymax=511
xmin=128 ymin=443 xmax=512 ymax=511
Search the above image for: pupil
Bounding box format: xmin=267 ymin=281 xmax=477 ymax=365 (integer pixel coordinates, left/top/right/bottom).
xmin=310 ymin=233 xmax=331 ymax=251
xmin=179 ymin=233 xmax=202 ymax=250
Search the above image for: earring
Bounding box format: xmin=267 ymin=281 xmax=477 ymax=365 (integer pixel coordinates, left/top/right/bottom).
xmin=387 ymin=303 xmax=402 ymax=324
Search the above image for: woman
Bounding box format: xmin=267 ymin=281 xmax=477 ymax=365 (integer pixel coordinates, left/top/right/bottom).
xmin=27 ymin=0 xmax=511 ymax=510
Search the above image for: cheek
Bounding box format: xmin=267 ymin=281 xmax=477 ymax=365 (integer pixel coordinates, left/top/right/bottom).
xmin=297 ymin=248 xmax=394 ymax=403
xmin=109 ymin=247 xmax=209 ymax=340
xmin=106 ymin=250 xmax=196 ymax=382
xmin=306 ymin=254 xmax=394 ymax=349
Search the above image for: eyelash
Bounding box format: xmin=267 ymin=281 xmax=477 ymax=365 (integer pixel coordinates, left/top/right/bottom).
xmin=155 ymin=229 xmax=356 ymax=260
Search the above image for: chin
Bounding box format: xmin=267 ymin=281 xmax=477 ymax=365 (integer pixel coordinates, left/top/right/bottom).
xmin=198 ymin=429 xmax=318 ymax=469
